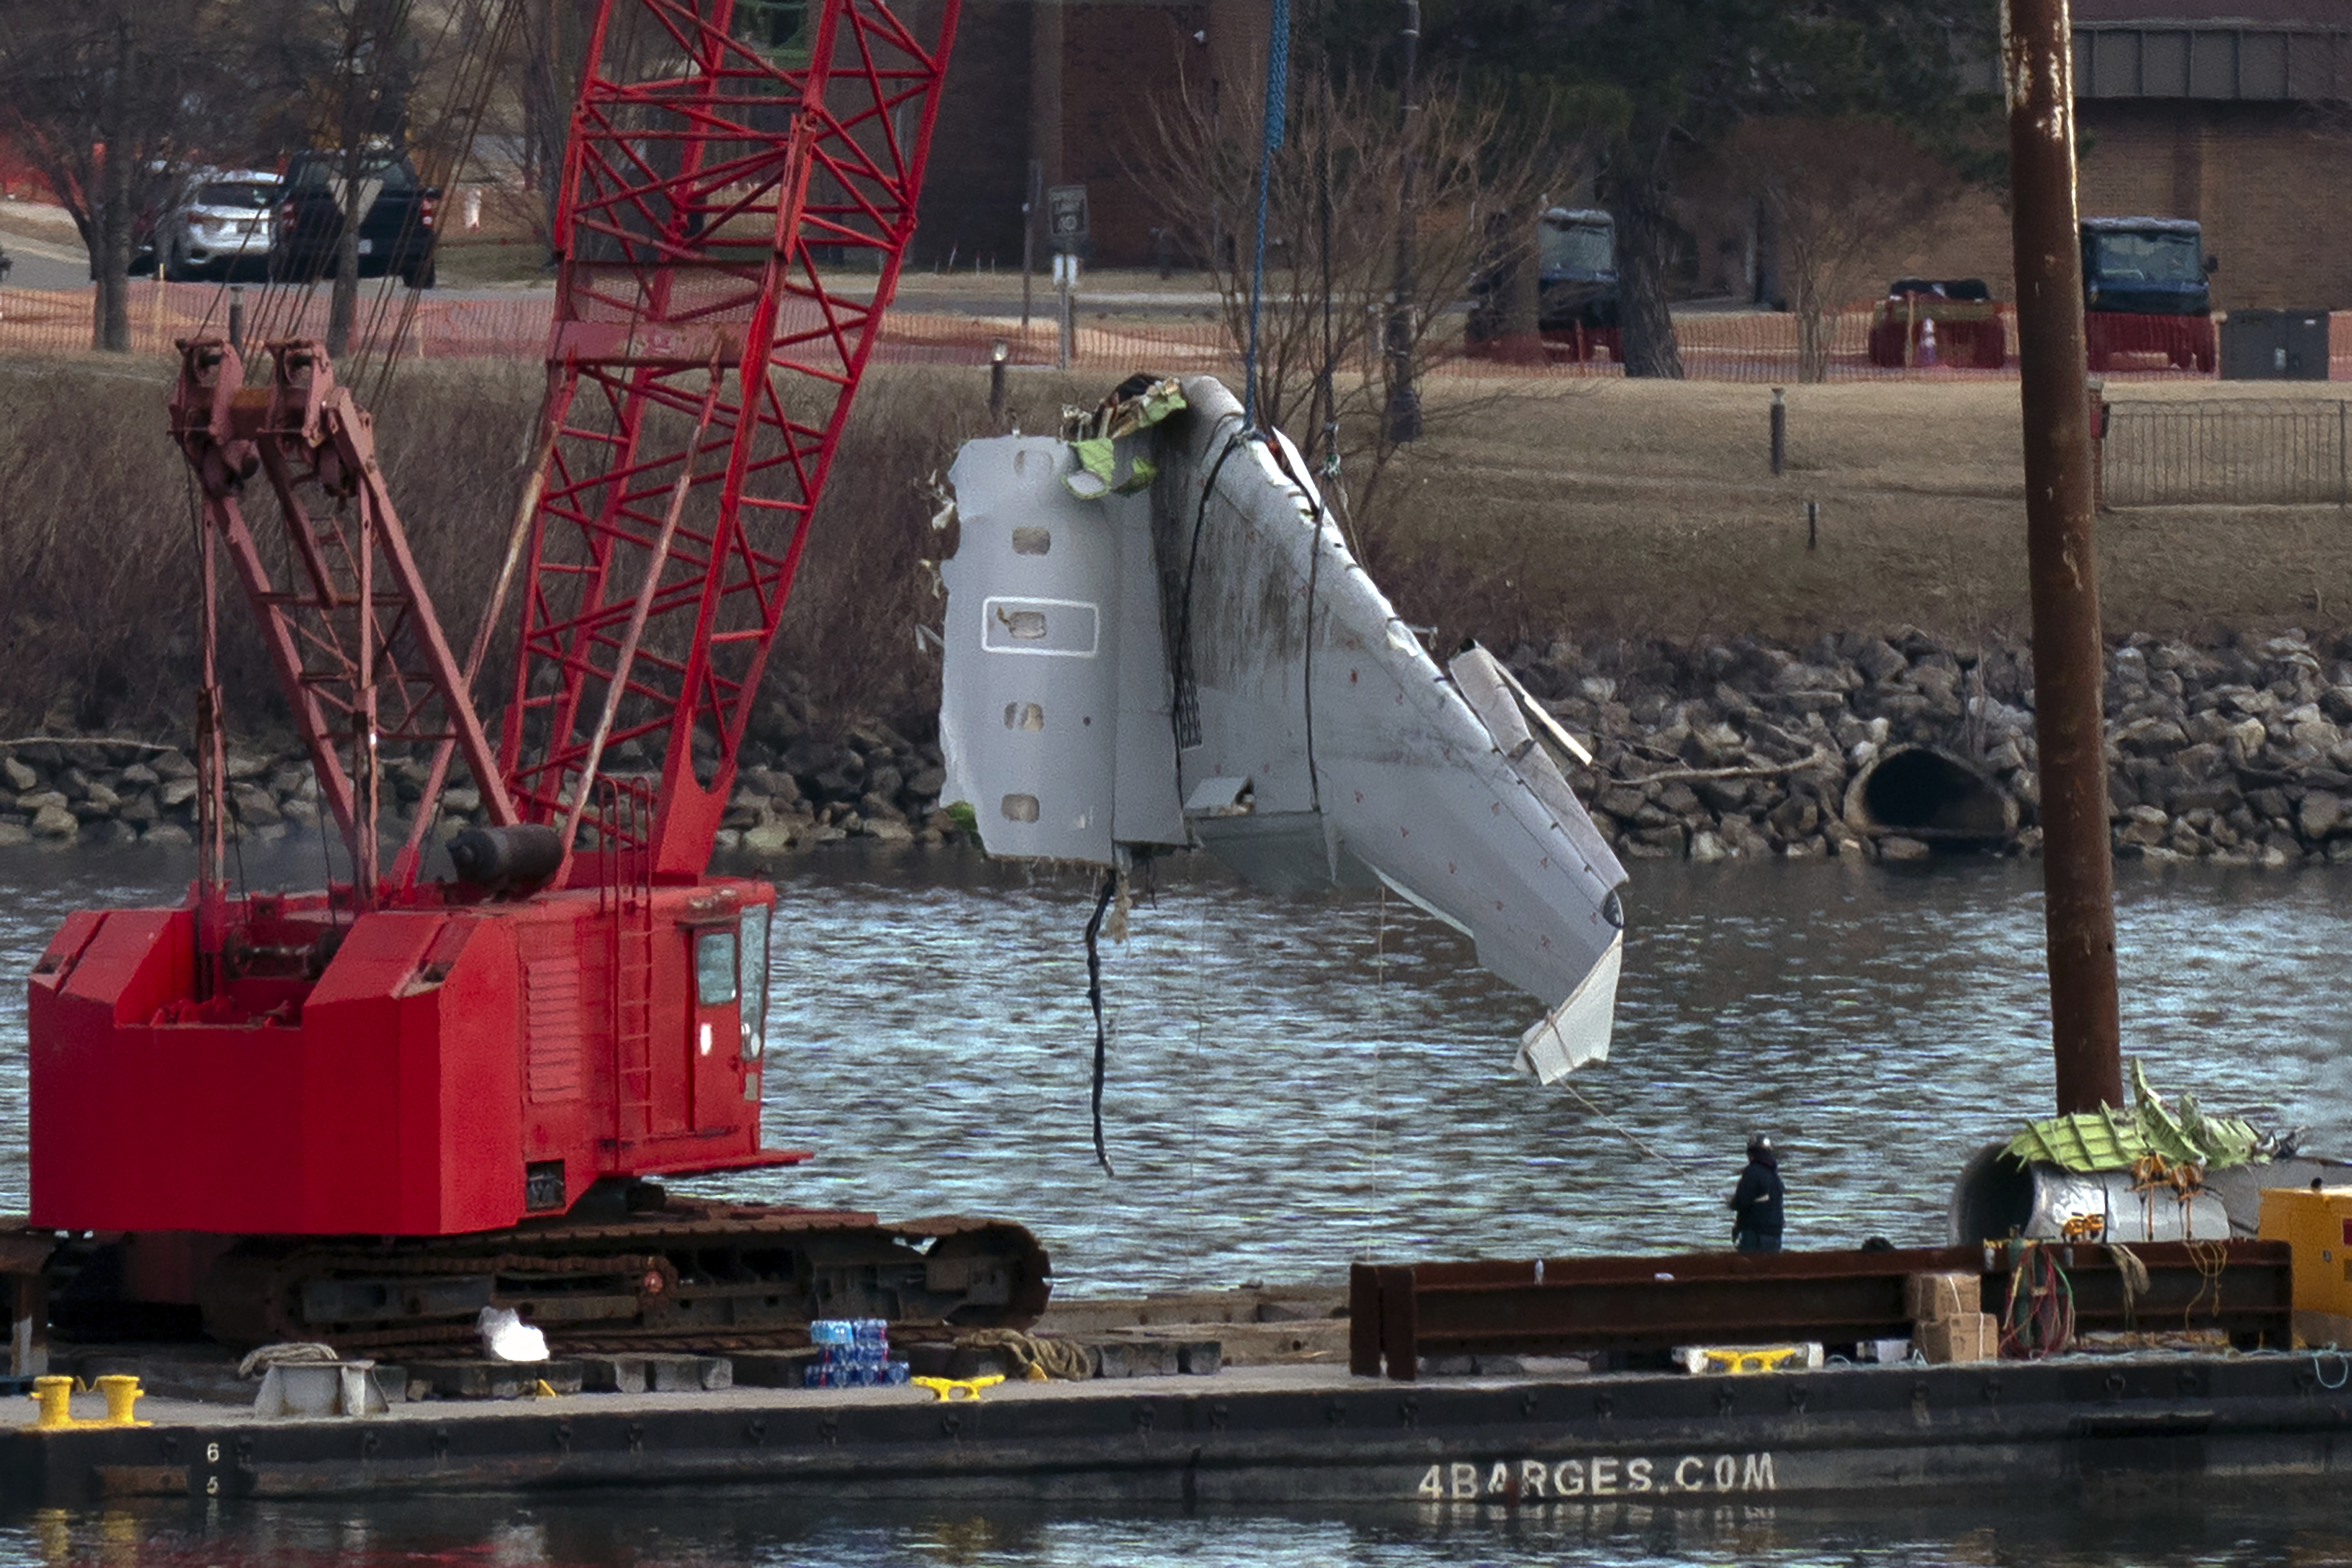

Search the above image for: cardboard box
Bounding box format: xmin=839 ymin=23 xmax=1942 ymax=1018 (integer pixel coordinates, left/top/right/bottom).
xmin=1917 ymin=1313 xmax=1999 ymax=1364
xmin=1904 ymin=1271 xmax=1980 ymax=1323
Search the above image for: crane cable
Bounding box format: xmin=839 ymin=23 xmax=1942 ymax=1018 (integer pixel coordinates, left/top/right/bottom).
xmin=1241 ymin=0 xmax=1290 ymax=433
xmin=175 ymin=0 xmax=520 ymax=393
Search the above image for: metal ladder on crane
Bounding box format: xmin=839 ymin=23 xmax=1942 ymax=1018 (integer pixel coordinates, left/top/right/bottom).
xmin=597 ymin=777 xmax=659 ymax=1145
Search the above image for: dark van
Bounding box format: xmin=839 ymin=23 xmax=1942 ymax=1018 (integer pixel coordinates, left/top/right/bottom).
xmin=269 ymin=147 xmax=439 ymax=288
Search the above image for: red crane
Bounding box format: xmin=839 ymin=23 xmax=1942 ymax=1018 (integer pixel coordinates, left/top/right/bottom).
xmin=24 ymin=0 xmax=1047 ymax=1349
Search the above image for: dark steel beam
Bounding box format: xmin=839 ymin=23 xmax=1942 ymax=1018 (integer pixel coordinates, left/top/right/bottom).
xmin=1353 ymin=1244 xmax=2293 ymax=1378
xmin=2004 ymin=0 xmax=2124 ymax=1115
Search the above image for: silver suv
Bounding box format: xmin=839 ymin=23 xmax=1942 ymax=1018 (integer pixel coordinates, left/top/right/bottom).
xmin=158 ymin=169 xmax=281 ymax=281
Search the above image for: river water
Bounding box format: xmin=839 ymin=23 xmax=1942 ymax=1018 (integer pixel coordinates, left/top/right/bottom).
xmin=1 ymin=839 xmax=2347 ymax=1564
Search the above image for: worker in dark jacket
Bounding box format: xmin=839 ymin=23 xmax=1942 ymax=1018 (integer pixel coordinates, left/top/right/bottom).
xmin=1729 ymin=1135 xmax=1785 ymax=1253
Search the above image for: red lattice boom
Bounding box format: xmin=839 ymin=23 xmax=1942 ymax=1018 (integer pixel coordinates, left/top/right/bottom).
xmin=499 ymin=0 xmax=959 ymax=879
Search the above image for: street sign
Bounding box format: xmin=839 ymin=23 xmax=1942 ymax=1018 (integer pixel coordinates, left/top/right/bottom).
xmin=1045 ymin=184 xmax=1089 ymax=253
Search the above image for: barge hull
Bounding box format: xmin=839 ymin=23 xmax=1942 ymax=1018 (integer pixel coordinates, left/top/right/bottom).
xmin=6 ymin=1357 xmax=2346 ymax=1509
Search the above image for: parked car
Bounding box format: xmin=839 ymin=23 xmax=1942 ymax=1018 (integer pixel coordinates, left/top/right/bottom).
xmin=152 ymin=169 xmax=281 ymax=281
xmin=270 ymin=147 xmax=439 ymax=288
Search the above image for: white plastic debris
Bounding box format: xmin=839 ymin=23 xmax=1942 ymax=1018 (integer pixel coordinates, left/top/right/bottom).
xmin=477 ymin=1305 xmax=548 ymax=1363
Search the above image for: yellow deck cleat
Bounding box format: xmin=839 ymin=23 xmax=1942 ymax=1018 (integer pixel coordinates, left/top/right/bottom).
xmin=911 ymin=1374 xmax=1006 ymax=1402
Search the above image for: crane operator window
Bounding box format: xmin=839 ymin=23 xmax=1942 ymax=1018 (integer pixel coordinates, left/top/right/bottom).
xmin=739 ymin=911 xmax=770 ymax=1064
xmin=695 ymin=929 xmax=739 ymax=1007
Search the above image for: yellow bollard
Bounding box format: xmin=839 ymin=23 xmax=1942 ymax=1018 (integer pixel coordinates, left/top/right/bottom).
xmin=910 ymin=1374 xmax=1005 ymax=1403
xmin=94 ymin=1375 xmax=146 ymax=1428
xmin=31 ymin=1376 xmax=75 ymax=1429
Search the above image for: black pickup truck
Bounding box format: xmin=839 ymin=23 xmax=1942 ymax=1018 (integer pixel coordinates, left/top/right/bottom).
xmin=269 ymin=148 xmax=439 ymax=288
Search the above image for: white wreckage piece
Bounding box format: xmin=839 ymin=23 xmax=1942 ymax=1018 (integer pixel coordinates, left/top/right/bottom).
xmin=936 ymin=375 xmax=1628 ymax=1080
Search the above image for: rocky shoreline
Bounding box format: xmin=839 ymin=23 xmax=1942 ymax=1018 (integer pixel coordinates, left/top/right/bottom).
xmin=6 ymin=627 xmax=2352 ymax=869
xmin=0 ymin=718 xmax=958 ymax=857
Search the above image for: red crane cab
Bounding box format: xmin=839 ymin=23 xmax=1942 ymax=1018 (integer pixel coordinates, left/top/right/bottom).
xmin=27 ymin=871 xmax=797 ymax=1237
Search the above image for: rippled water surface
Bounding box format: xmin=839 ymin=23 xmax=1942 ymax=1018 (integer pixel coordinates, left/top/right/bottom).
xmin=1 ymin=839 xmax=2346 ymax=1563
xmin=3 ymin=1492 xmax=2352 ymax=1568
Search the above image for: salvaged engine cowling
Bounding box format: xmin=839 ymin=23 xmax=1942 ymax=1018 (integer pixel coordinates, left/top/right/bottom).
xmin=1948 ymin=1140 xmax=2352 ymax=1244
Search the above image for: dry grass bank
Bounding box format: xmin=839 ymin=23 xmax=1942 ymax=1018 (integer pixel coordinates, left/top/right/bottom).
xmin=0 ymin=355 xmax=1091 ymax=739
xmin=5 ymin=356 xmax=2347 ymax=741
xmin=1365 ymin=375 xmax=2352 ymax=658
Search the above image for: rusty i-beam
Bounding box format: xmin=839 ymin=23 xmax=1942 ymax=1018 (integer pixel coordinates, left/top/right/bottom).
xmin=2004 ymin=0 xmax=2124 ymax=1115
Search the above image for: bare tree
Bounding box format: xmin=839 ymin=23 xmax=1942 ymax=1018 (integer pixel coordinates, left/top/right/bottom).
xmin=1724 ymin=117 xmax=1962 ymax=382
xmin=295 ymin=1 xmax=421 ymax=357
xmin=0 ymin=2 xmax=263 ymax=351
xmin=1134 ymin=65 xmax=1563 ymax=529
xmin=510 ymin=0 xmax=592 ymax=248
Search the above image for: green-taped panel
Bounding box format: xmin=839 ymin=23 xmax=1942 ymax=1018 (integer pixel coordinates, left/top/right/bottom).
xmin=2003 ymin=1059 xmax=2265 ymax=1172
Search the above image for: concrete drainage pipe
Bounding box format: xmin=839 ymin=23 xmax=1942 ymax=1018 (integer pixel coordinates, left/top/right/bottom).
xmin=1842 ymin=745 xmax=2018 ymax=847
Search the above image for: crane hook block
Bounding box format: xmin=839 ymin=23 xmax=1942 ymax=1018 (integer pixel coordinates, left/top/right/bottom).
xmin=448 ymin=824 xmax=566 ymax=894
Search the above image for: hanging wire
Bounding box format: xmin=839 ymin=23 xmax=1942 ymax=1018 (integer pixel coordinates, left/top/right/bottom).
xmin=1083 ymin=869 xmax=1118 ymax=1176
xmin=1241 ymin=0 xmax=1290 ymax=433
xmin=1361 ymin=882 xmax=1386 ymax=1261
xmin=1564 ymin=1082 xmax=1683 ymax=1166
xmin=176 ymin=0 xmax=517 ymax=389
xmin=1187 ymin=872 xmax=1210 ymax=1286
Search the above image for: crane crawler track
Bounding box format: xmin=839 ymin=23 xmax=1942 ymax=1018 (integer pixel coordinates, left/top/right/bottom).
xmin=196 ymin=1200 xmax=1050 ymax=1353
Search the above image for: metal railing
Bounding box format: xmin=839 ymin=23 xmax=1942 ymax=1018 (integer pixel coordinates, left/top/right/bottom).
xmin=2103 ymin=399 xmax=2352 ymax=507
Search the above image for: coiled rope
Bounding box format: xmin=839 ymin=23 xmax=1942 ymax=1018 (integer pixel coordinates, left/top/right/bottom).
xmin=957 ymin=1328 xmax=1098 ymax=1381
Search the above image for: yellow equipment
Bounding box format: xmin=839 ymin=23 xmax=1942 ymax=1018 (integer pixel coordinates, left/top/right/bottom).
xmin=1671 ymin=1343 xmax=1824 ymax=1375
xmin=2257 ymin=1185 xmax=2352 ymax=1347
xmin=27 ymin=1374 xmax=147 ymax=1430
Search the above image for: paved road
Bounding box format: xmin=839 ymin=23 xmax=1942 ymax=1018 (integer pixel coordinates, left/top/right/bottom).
xmin=0 ymin=226 xmax=89 ymax=292
xmin=2 ymin=209 xmax=1226 ymax=319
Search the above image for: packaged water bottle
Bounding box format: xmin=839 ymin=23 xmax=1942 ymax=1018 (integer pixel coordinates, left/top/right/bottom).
xmin=884 ymin=1361 xmax=910 ymax=1386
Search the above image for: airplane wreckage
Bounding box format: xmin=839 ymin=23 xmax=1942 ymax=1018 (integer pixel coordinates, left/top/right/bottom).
xmin=936 ymin=375 xmax=1629 ymax=1085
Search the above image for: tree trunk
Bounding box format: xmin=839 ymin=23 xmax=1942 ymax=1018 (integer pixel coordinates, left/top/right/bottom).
xmin=94 ymin=141 xmax=133 ymax=353
xmin=1796 ymin=300 xmax=1832 ymax=383
xmin=1608 ymin=161 xmax=1684 ymax=380
xmin=328 ymin=221 xmax=360 ymax=358
xmin=1501 ymin=212 xmax=1542 ymax=363
xmin=328 ymin=155 xmax=368 ymax=358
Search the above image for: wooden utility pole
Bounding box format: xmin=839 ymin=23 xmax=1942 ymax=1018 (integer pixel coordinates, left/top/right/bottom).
xmin=2004 ymin=0 xmax=2124 ymax=1115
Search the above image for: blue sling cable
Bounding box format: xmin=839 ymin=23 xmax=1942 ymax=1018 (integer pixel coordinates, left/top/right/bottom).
xmin=1243 ymin=0 xmax=1290 ymax=432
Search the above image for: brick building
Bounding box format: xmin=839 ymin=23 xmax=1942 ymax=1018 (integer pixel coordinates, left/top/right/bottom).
xmin=2070 ymin=1 xmax=2352 ymax=309
xmin=1686 ymin=2 xmax=2352 ymax=310
xmin=916 ymin=0 xmax=1261 ymax=269
xmin=916 ymin=3 xmax=2352 ymax=308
